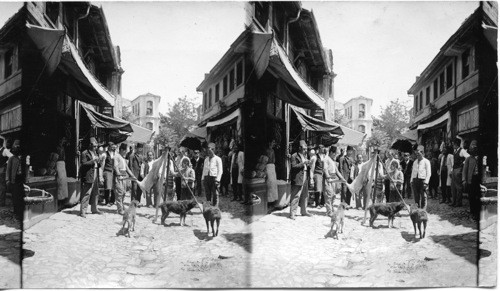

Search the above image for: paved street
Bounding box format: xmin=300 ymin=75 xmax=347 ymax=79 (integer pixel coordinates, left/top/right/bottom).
xmin=0 ymin=207 xmax=21 ymax=289
xmin=23 ymin=192 xmax=495 ymax=288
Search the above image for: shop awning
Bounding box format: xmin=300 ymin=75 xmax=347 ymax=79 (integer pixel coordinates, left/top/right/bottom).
xmin=26 ymin=23 xmax=65 ymax=75
xmin=417 ymin=111 xmax=450 ymax=131
xmin=206 ymin=108 xmax=241 ymax=129
xmin=337 ymin=125 xmax=366 ymax=146
xmin=268 ymin=39 xmax=325 ymax=110
xmin=291 ymin=106 xmax=343 ymax=135
xmin=185 ymin=126 xmax=207 ymax=139
xmin=59 ymin=35 xmax=116 ymax=107
xmin=81 ymin=104 xmax=132 ymax=132
xmin=127 ymin=123 xmax=155 ymax=144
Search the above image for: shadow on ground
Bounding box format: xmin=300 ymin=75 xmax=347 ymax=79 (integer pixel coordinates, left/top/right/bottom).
xmin=430 ymin=232 xmax=478 ymax=264
xmin=221 ymin=233 xmax=252 ymax=253
xmin=193 ymin=229 xmax=214 ymax=241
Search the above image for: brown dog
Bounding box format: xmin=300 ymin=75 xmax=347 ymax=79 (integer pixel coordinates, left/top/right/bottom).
xmin=160 ymin=199 xmax=199 ymax=226
xmin=121 ymin=200 xmax=139 ymax=237
xmin=368 ymin=201 xmax=407 ymax=228
xmin=200 ymin=202 xmax=221 ymax=237
xmin=330 ymin=202 xmax=347 ymax=239
xmin=410 ymin=204 xmax=428 ymax=238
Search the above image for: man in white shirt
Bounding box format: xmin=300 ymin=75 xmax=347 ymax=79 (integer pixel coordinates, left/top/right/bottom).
xmin=411 ymin=145 xmax=432 ymax=209
xmin=202 ymin=143 xmax=223 ymax=206
xmin=0 ymin=137 xmax=13 ymax=207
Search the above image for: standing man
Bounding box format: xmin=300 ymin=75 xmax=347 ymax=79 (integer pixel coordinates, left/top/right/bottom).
xmin=352 ymin=153 xmax=363 ymax=209
xmin=339 ymin=146 xmax=354 ymax=206
xmin=79 ymin=137 xmax=103 ymax=218
xmin=0 ymin=137 xmax=13 ymax=207
xmin=451 ymin=138 xmax=470 ymax=207
xmin=410 ymin=145 xmax=431 ymax=209
xmin=439 ymin=145 xmax=453 ymax=204
xmin=309 ymin=144 xmax=326 ymax=208
xmin=462 ymin=140 xmax=481 ymax=221
xmin=114 ymin=143 xmax=137 ymax=215
xmin=6 ymin=140 xmax=25 ymax=220
xmin=202 ymin=143 xmax=223 ymax=206
xmin=191 ymin=149 xmax=204 ymax=197
xmin=289 ymin=140 xmax=312 ymax=219
xmin=129 ymin=143 xmax=144 ymax=205
xmin=103 ymin=142 xmax=116 ymax=206
xmin=323 ymin=146 xmax=346 ymax=217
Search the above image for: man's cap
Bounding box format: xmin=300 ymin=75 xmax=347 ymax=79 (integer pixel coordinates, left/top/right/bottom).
xmin=299 ymin=140 xmax=307 ymax=148
xmin=208 ymin=143 xmax=216 ymax=149
xmin=347 ymin=145 xmax=354 ymax=152
xmin=136 ymin=143 xmax=144 ymax=148
xmin=416 ymin=145 xmax=425 ymax=152
xmin=12 ymin=139 xmax=20 ymax=147
xmin=108 ymin=141 xmax=115 ymax=147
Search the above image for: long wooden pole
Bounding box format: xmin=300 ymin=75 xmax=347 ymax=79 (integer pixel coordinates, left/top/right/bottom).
xmin=153 ymin=149 xmax=168 ymax=224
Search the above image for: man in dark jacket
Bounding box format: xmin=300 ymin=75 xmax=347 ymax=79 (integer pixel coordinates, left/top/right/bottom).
xmin=462 ymin=140 xmax=481 ymax=221
xmin=402 ymin=152 xmax=414 ymax=199
xmin=289 ymin=140 xmax=312 ymax=219
xmin=339 ymin=146 xmax=354 ymax=205
xmin=129 ymin=143 xmax=144 ymax=205
xmin=79 ymin=137 xmax=102 ymax=218
xmin=191 ymin=149 xmax=204 ymax=197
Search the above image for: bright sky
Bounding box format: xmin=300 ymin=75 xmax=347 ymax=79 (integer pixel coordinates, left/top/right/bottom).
xmin=0 ymin=1 xmax=479 ymax=116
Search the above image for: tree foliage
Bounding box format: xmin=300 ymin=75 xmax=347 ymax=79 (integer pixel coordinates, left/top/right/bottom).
xmin=121 ymin=106 xmax=136 ymax=122
xmin=154 ymin=126 xmax=178 ymax=148
xmin=159 ymin=96 xmax=199 ymax=144
xmin=376 ymin=99 xmax=411 ymax=143
xmin=365 ymin=129 xmax=390 ymax=152
xmin=334 ymin=109 xmax=348 ymax=126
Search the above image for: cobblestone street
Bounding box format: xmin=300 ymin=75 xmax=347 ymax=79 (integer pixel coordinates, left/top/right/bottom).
xmin=0 ymin=207 xmax=21 ymax=289
xmin=22 ymin=192 xmax=495 ymax=288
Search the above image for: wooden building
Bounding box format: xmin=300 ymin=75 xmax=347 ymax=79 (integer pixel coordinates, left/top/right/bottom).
xmin=0 ymin=2 xmax=126 ymax=227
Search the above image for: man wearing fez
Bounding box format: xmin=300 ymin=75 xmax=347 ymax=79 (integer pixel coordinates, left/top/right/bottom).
xmin=129 ymin=143 xmax=144 ymax=205
xmin=202 ymin=143 xmax=223 ymax=206
xmin=79 ymin=137 xmax=102 ymax=218
xmin=289 ymin=140 xmax=313 ymax=219
xmin=339 ymin=145 xmax=355 ymax=206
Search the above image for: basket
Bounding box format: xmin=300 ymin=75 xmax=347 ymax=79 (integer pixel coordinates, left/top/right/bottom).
xmin=24 ymin=188 xmax=54 ymax=205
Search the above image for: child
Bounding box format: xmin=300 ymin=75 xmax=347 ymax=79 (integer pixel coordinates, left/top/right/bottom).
xmin=180 ymin=158 xmax=195 ymax=200
xmin=388 ymin=160 xmax=404 ymax=202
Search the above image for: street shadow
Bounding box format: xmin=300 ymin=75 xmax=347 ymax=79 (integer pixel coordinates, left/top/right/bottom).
xmin=62 ymin=209 xmax=80 ymax=216
xmin=221 ymin=233 xmax=252 ymax=253
xmin=430 ymin=232 xmax=478 ymax=264
xmin=0 ymin=232 xmax=21 ymax=266
xmin=479 ymin=249 xmax=492 ymax=259
xmin=271 ymin=212 xmax=290 ymax=218
xmin=193 ymin=229 xmax=214 ymax=241
xmin=98 ymin=208 xmax=118 ymax=214
xmin=0 ymin=209 xmax=21 ymax=230
xmin=22 ymin=249 xmax=35 ymax=259
xmin=401 ymin=231 xmax=420 ymax=243
xmin=345 ymin=214 xmax=364 ymax=222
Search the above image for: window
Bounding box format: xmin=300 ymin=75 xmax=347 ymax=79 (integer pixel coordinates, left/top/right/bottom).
xmin=419 ymin=91 xmax=423 ymax=110
xmin=4 ymin=48 xmax=13 ymax=79
xmin=462 ymin=48 xmax=470 ymax=79
xmin=358 ymin=125 xmax=366 ymax=133
xmin=146 ymin=101 xmax=153 ymax=116
xmin=439 ymin=71 xmax=445 ymax=95
xmin=433 ymin=79 xmax=438 ymax=100
xmin=236 ymin=61 xmax=243 ymax=86
xmin=203 ymin=93 xmax=208 ymax=110
xmin=446 ymin=63 xmax=453 ymax=89
xmin=254 ymin=2 xmax=269 ymax=29
xmin=359 ymin=104 xmax=365 ymax=119
xmin=223 ymin=75 xmax=228 ymax=97
xmin=215 ymin=83 xmax=220 ymax=102
xmin=425 ymin=86 xmax=430 ymax=105
xmin=208 ymin=88 xmax=212 ymax=108
xmin=414 ymin=94 xmax=418 ymax=112
xmin=146 ymin=122 xmax=153 ymax=130
xmin=229 ymin=69 xmax=235 ymax=92
xmin=136 ymin=104 xmax=140 ymax=116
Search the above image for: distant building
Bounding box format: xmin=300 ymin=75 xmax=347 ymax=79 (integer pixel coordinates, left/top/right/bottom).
xmin=343 ymin=96 xmax=373 ymax=138
xmin=129 ymin=93 xmax=162 ymax=134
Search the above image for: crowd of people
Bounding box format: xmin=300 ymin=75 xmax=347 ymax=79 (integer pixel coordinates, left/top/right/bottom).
xmin=285 ymin=137 xmax=484 ymax=221
xmin=0 ymin=134 xmax=485 ymax=223
xmin=77 ymin=137 xmax=246 ymax=218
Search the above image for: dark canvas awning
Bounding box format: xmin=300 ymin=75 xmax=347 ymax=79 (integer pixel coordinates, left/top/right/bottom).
xmin=291 ymin=106 xmax=343 ymax=135
xmin=26 ymin=23 xmax=64 ymax=75
xmin=59 ymin=35 xmax=116 ymax=107
xmin=267 ymin=39 xmax=325 ymax=110
xmin=81 ymin=104 xmax=132 ymax=132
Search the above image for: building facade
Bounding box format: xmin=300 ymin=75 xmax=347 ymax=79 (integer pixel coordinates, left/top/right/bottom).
xmin=129 ymin=93 xmax=161 ymax=134
xmin=343 ymin=96 xmax=373 ymax=138
xmin=0 ymin=2 xmax=124 ymax=227
xmin=407 ymin=1 xmax=497 ymax=176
